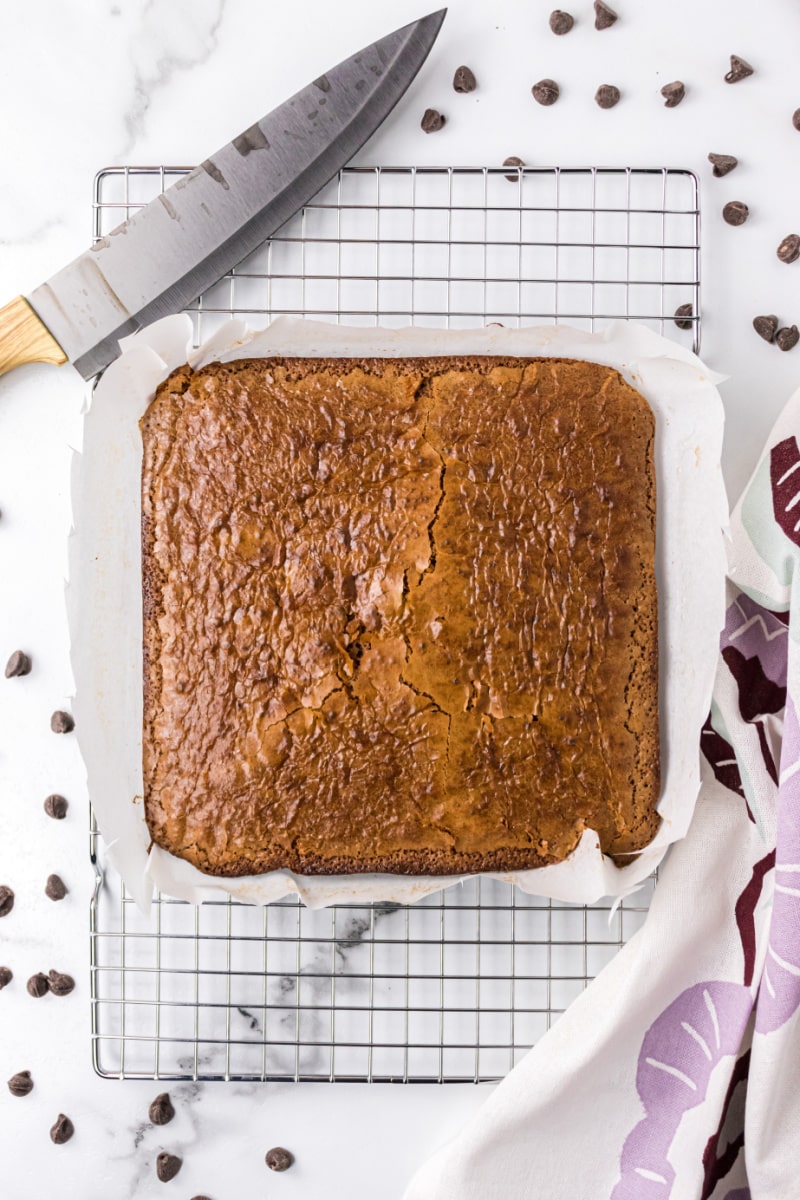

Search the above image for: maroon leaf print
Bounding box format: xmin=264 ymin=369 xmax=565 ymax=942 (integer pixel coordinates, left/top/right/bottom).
xmin=700 ymin=1049 xmax=750 ymax=1200
xmin=770 ymin=435 xmax=800 ymax=547
xmin=720 ymin=646 xmax=787 ymax=722
xmin=720 ymin=646 xmax=785 ymax=784
xmin=700 ymin=714 xmax=747 ymax=805
xmin=755 ymin=723 xmax=779 ymax=786
xmin=735 ymin=850 xmax=776 ymax=986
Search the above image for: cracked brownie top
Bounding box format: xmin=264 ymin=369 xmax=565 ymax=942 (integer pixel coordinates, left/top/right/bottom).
xmin=140 ymin=355 xmax=660 ymax=877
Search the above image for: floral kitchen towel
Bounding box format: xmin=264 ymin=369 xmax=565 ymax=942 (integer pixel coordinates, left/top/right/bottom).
xmin=405 ymin=388 xmax=800 ymax=1200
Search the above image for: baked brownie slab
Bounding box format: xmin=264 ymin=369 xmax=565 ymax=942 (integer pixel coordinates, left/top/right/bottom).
xmin=141 ymin=356 xmax=659 ymax=876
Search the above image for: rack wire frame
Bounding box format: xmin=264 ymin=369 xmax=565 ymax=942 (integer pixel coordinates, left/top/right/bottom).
xmin=89 ymin=164 xmax=696 ymax=1083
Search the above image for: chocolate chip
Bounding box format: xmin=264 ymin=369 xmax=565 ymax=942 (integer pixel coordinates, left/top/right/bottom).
xmin=794 ymin=108 xmax=800 ymax=131
xmin=8 ymin=1071 xmax=33 ymax=1097
xmin=4 ymin=650 xmax=31 ymax=678
xmin=0 ymin=885 xmax=14 ymax=918
xmin=532 ymin=79 xmax=559 ymax=106
xmin=708 ymin=153 xmax=738 ymax=178
xmin=452 ymin=66 xmax=476 ymax=94
xmin=776 ymin=325 xmax=800 ymax=352
xmin=420 ymin=108 xmax=445 ymax=133
xmin=0 ymin=966 xmax=12 ymax=990
xmin=549 ymin=9 xmax=574 ymax=34
xmin=722 ymin=201 xmax=749 ymax=226
xmin=44 ymin=793 xmax=68 ymax=820
xmin=753 ymin=314 xmax=778 ymax=342
xmin=50 ymin=1114 xmax=75 ymax=1144
xmin=595 ymin=84 xmax=621 ymax=109
xmin=149 ymin=1092 xmax=176 ymax=1126
xmin=777 ymin=234 xmax=800 ymax=264
xmin=27 ymin=972 xmax=50 ymax=998
xmin=265 ymin=1147 xmax=294 ymax=1172
xmin=674 ymin=303 xmax=694 ymax=330
xmin=502 ymin=156 xmax=525 ymax=182
xmin=50 ymin=710 xmax=74 ymax=734
xmin=45 ymin=874 xmax=68 ymax=901
xmin=594 ymin=0 xmax=617 ymax=29
xmin=660 ymin=81 xmax=685 ymax=108
xmin=725 ymin=55 xmax=753 ymax=83
xmin=156 ymin=1152 xmax=183 ymax=1183
xmin=48 ymin=970 xmax=75 ymax=997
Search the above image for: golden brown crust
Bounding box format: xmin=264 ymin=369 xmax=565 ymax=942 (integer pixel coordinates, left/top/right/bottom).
xmin=141 ymin=355 xmax=660 ymax=876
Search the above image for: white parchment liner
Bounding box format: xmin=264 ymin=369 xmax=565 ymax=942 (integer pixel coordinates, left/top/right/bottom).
xmin=69 ymin=317 xmax=728 ymax=910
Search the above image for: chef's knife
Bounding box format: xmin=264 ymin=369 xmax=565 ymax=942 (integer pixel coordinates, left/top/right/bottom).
xmin=0 ymin=9 xmax=446 ymax=381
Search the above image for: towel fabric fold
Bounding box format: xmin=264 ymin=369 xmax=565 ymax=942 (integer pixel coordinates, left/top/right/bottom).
xmin=406 ymin=389 xmax=800 ymax=1200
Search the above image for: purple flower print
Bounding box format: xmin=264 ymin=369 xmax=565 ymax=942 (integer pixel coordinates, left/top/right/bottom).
xmin=612 ymin=982 xmax=752 ymax=1198
xmin=722 ymin=594 xmax=788 ymax=693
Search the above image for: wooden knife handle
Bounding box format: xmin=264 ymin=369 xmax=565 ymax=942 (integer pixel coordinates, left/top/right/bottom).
xmin=0 ymin=296 xmax=67 ymax=377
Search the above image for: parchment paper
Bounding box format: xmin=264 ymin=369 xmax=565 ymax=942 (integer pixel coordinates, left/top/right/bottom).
xmin=69 ymin=317 xmax=728 ymax=910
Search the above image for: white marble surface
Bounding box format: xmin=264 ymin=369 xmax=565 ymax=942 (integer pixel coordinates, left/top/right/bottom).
xmin=1 ymin=0 xmax=800 ymax=1196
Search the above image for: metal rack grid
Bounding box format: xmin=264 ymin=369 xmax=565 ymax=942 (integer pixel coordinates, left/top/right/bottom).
xmin=89 ymin=164 xmax=696 ymax=1083
xmin=92 ymin=164 xmax=701 ymax=350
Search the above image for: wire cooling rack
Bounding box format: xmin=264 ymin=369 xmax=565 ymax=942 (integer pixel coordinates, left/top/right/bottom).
xmin=89 ymin=164 xmax=699 ymax=1083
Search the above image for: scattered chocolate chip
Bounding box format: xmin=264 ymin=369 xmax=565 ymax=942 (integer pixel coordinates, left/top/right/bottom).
xmin=45 ymin=874 xmax=68 ymax=902
xmin=794 ymin=108 xmax=800 ymax=131
xmin=674 ymin=303 xmax=694 ymax=331
xmin=594 ymin=0 xmax=617 ymax=29
xmin=722 ymin=201 xmax=749 ymax=226
xmin=50 ymin=1114 xmax=74 ymax=1145
xmin=595 ymin=84 xmax=621 ymax=109
xmin=48 ymin=970 xmax=75 ymax=997
xmin=4 ymin=650 xmax=31 ymax=678
xmin=50 ymin=710 xmax=74 ymax=734
xmin=725 ymin=55 xmax=753 ymax=83
xmin=420 ymin=108 xmax=445 ymax=133
xmin=753 ymin=314 xmax=778 ymax=342
xmin=660 ymin=81 xmax=685 ymax=108
xmin=265 ymin=1147 xmax=294 ymax=1173
xmin=156 ymin=1152 xmax=183 ymax=1183
xmin=44 ymin=793 xmax=69 ymax=820
xmin=777 ymin=234 xmax=800 ymax=264
xmin=149 ymin=1093 xmax=176 ymax=1126
xmin=452 ymin=65 xmax=476 ymax=94
xmin=0 ymin=966 xmax=12 ymax=990
xmin=8 ymin=1071 xmax=33 ymax=1097
xmin=776 ymin=325 xmax=800 ymax=352
xmin=549 ymin=9 xmax=574 ymax=34
xmin=502 ymin=156 xmax=525 ymax=182
xmin=708 ymin=153 xmax=738 ymax=178
xmin=190 ymin=1197 xmax=212 ymax=1200
xmin=27 ymin=972 xmax=50 ymax=998
xmin=0 ymin=886 xmax=14 ymax=917
xmin=531 ymin=79 xmax=559 ymax=106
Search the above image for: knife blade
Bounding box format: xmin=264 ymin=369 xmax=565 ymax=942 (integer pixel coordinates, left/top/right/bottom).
xmin=0 ymin=9 xmax=446 ymax=382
